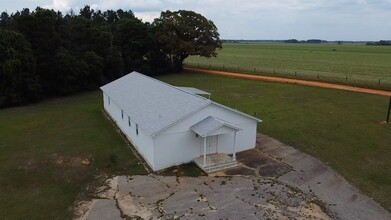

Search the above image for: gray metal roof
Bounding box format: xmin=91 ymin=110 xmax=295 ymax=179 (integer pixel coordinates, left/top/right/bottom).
xmin=175 ymin=87 xmax=211 ymax=96
xmin=101 ymin=72 xmax=211 ymax=136
xmin=101 ymin=71 xmax=261 ymax=137
xmin=190 ymin=116 xmax=240 ymax=137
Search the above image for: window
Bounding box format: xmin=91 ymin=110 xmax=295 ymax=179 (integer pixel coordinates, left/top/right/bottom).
xmin=121 ymin=109 xmax=123 ymax=119
xmin=136 ymin=124 xmax=139 ymax=135
xmin=128 ymin=116 xmax=131 ymax=127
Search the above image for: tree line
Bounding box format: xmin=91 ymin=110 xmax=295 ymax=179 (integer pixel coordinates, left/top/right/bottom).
xmin=366 ymin=40 xmax=391 ymax=46
xmin=0 ymin=6 xmax=222 ymax=108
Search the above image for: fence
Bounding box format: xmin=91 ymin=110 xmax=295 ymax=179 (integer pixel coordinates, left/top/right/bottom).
xmin=184 ymin=62 xmax=391 ymax=91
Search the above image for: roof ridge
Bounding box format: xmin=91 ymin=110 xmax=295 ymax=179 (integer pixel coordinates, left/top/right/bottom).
xmin=132 ymin=71 xmax=210 ymax=101
xmin=211 ymin=101 xmax=262 ymax=122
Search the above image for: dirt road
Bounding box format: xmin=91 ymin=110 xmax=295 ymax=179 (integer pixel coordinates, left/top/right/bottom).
xmin=184 ymin=67 xmax=391 ymax=97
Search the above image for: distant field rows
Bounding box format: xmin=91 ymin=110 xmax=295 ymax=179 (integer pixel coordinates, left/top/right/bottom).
xmin=185 ymin=43 xmax=391 ymax=89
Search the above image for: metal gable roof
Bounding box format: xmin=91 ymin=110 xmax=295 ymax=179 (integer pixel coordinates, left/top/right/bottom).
xmin=175 ymin=87 xmax=211 ymax=96
xmin=101 ymin=72 xmax=211 ymax=136
xmin=101 ymin=71 xmax=262 ymax=137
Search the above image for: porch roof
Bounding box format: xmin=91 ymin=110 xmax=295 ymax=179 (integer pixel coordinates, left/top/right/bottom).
xmin=190 ymin=116 xmax=240 ymax=137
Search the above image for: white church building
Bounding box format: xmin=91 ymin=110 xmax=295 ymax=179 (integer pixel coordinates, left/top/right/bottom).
xmin=101 ymin=72 xmax=261 ymax=172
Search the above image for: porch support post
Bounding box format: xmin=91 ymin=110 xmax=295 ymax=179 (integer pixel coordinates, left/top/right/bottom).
xmin=203 ymin=137 xmax=207 ymax=166
xmin=233 ymin=132 xmax=237 ymax=161
xmin=216 ymin=135 xmax=219 ymax=153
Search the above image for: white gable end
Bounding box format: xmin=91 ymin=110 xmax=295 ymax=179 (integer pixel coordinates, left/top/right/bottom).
xmin=160 ymin=103 xmax=258 ymax=135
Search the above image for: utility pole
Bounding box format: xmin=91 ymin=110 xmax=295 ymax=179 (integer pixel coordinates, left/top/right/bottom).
xmin=387 ymin=96 xmax=391 ymax=123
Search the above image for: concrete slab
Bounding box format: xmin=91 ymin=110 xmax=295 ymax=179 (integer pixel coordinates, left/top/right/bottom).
xmin=256 ymin=134 xmax=391 ymax=220
xmin=233 ymin=148 xmax=292 ymax=177
xmin=75 ymin=134 xmax=390 ymax=220
xmin=84 ymin=199 xmax=122 ymax=220
xmin=77 ymin=175 xmax=331 ymax=219
xmin=224 ymin=166 xmax=257 ymax=176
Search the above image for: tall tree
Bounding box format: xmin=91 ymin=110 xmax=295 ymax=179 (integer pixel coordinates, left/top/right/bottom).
xmin=153 ymin=10 xmax=222 ymax=71
xmin=0 ymin=12 xmax=11 ymax=28
xmin=14 ymin=7 xmax=61 ymax=94
xmin=114 ymin=14 xmax=149 ymax=73
xmin=0 ymin=30 xmax=40 ymax=107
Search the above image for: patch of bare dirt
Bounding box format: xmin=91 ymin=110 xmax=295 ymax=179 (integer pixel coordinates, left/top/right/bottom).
xmin=18 ymin=159 xmax=38 ymax=170
xmin=50 ymin=154 xmax=92 ymax=167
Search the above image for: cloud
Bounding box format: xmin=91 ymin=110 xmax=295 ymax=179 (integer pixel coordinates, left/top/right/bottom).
xmin=44 ymin=0 xmax=72 ymax=11
xmin=2 ymin=0 xmax=391 ymax=40
xmin=99 ymin=0 xmax=162 ymax=11
xmin=134 ymin=11 xmax=161 ymax=22
xmin=43 ymin=0 xmax=162 ymax=12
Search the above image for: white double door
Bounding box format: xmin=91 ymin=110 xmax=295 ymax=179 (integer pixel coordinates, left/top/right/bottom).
xmin=205 ymin=135 xmax=218 ymax=155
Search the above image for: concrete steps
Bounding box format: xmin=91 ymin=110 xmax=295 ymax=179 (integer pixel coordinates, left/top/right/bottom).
xmin=194 ymin=159 xmax=238 ymax=173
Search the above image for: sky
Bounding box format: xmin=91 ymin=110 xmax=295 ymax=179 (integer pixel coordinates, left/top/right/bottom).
xmin=1 ymin=0 xmax=391 ymax=41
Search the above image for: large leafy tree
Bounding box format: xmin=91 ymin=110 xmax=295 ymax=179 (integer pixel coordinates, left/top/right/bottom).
xmin=153 ymin=10 xmax=222 ymax=71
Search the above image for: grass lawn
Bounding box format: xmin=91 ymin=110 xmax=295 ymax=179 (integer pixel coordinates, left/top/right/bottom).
xmin=1 ymin=71 xmax=390 ymax=218
xmin=0 ymin=91 xmax=147 ymax=219
xmin=157 ymin=72 xmax=391 ymax=211
xmin=185 ymin=43 xmax=391 ymax=89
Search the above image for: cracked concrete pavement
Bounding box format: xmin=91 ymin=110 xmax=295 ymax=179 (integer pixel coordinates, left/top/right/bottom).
xmin=75 ymin=175 xmax=331 ymax=220
xmin=74 ymin=134 xmax=391 ymax=220
xmin=256 ymin=134 xmax=391 ymax=220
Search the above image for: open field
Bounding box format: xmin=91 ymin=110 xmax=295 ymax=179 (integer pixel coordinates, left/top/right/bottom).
xmin=0 ymin=91 xmax=147 ymax=219
xmin=185 ymin=43 xmax=391 ymax=90
xmin=157 ymin=72 xmax=391 ymax=211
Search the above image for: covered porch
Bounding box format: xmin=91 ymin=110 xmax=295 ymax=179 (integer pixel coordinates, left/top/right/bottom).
xmin=193 ymin=153 xmax=238 ymax=173
xmin=190 ymin=116 xmax=240 ymax=173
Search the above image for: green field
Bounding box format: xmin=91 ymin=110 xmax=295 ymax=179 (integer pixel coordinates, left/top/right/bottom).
xmin=185 ymin=43 xmax=391 ymax=89
xmin=158 ymin=72 xmax=391 ymax=211
xmin=0 ymin=92 xmax=147 ymax=219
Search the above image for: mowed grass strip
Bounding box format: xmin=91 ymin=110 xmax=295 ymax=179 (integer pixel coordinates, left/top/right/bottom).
xmin=0 ymin=91 xmax=147 ymax=219
xmin=158 ymin=72 xmax=391 ymax=211
xmin=185 ymin=43 xmax=391 ymax=88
